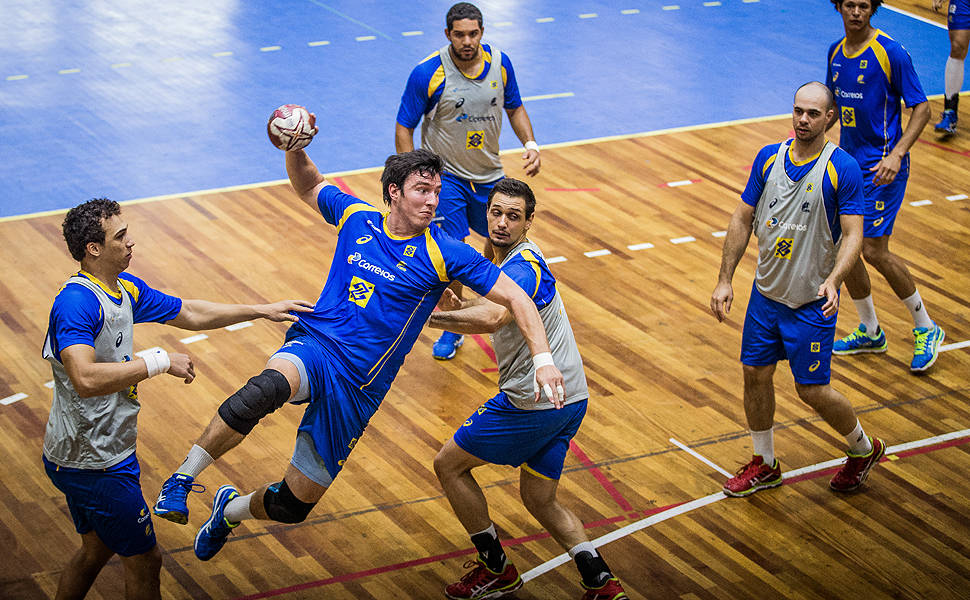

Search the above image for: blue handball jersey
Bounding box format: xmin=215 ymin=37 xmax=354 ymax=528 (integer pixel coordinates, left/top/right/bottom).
xmin=501 ymin=248 xmax=556 ymax=309
xmin=742 ymin=141 xmax=864 ymax=242
xmin=46 ymin=271 xmax=182 ymax=362
xmin=295 ymin=185 xmax=501 ymax=397
xmin=826 ymin=30 xmax=927 ymax=170
xmin=396 ymin=43 xmax=523 ymax=129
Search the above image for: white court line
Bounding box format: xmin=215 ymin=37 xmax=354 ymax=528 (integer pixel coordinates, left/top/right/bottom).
xmin=712 ymin=230 xmax=727 ymax=238
xmin=1 ymin=393 xmax=27 ymax=406
xmin=179 ymin=334 xmax=209 ymax=344
xmin=401 ymin=31 xmax=423 ymax=36
xmin=941 ymin=340 xmax=970 ymax=352
xmin=45 ymin=381 xmax=55 ymax=389
xmin=355 ymin=36 xmax=376 ymax=42
xmin=226 ymin=321 xmax=254 ymax=331
xmin=522 ymin=92 xmax=573 ymax=102
xmin=308 ymin=40 xmax=330 ymax=47
xmin=669 ymin=438 xmax=732 ymax=477
xmin=213 ymin=51 xmax=233 ymax=57
xmin=666 ymin=180 xmax=694 ymax=187
xmin=882 ymin=4 xmax=947 ymax=29
xmin=259 ymin=46 xmax=281 ymax=52
xmin=621 ymin=9 xmax=640 ymax=14
xmin=522 ymin=427 xmax=970 ymax=583
xmin=662 ymin=5 xmax=681 ymax=10
xmin=670 ymin=236 xmax=696 ymax=244
xmin=584 ymin=249 xmax=611 ymax=258
xmin=909 ymin=200 xmax=932 ymax=206
xmin=536 ymin=17 xmax=555 ymax=23
xmin=546 ymin=256 xmax=567 ymax=264
xmin=579 ymin=13 xmax=598 ymax=19
xmin=58 ymin=69 xmax=81 ymax=74
xmin=947 ymin=194 xmax=967 ymax=201
xmin=627 ymin=242 xmax=654 ymax=251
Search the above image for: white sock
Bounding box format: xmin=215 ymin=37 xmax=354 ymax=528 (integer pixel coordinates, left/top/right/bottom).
xmin=751 ymin=428 xmax=775 ymax=466
xmin=845 ymin=420 xmax=873 ymax=456
xmin=223 ymin=492 xmax=254 ymax=523
xmin=901 ymin=290 xmax=934 ymax=329
xmin=176 ymin=444 xmax=213 ymax=478
xmin=471 ymin=523 xmax=498 ymax=540
xmin=945 ymin=56 xmax=965 ymax=100
xmin=852 ymin=295 xmax=879 ymax=335
xmin=568 ymin=541 xmax=598 ymax=559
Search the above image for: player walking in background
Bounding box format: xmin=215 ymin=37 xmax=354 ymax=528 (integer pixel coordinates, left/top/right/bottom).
xmin=932 ymin=0 xmax=969 ymax=135
xmin=429 ymin=178 xmax=627 ymax=600
xmin=395 ymin=2 xmax=541 ymax=361
xmin=44 ymin=198 xmax=310 ymax=600
xmin=154 ymin=130 xmax=565 ymax=563
xmin=711 ymin=83 xmax=886 ymax=498
xmin=826 ymin=0 xmax=944 ymax=372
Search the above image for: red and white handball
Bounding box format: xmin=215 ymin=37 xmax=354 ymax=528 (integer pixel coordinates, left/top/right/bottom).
xmin=267 ymin=104 xmax=316 ymax=151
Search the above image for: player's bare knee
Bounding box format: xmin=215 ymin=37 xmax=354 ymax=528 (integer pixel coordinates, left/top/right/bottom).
xmin=122 ymin=545 xmax=162 ymax=576
xmin=742 ymin=364 xmax=774 ymax=386
xmin=217 ymin=369 xmax=291 ymax=435
xmin=795 ymin=382 xmax=827 ymax=407
xmin=263 ymin=480 xmax=316 ymax=524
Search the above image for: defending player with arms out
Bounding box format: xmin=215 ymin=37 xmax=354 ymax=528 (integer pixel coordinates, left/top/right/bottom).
xmin=932 ymin=0 xmax=970 ymax=134
xmin=826 ymin=0 xmax=945 ymax=372
xmin=429 ymin=178 xmax=627 ymax=600
xmin=711 ymin=83 xmax=887 ymax=498
xmin=43 ymin=198 xmax=311 ymax=600
xmin=153 ymin=127 xmax=566 ymax=563
xmin=396 ymin=2 xmax=541 ymax=361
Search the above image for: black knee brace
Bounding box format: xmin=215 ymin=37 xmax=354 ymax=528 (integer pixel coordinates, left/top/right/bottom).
xmin=217 ymin=369 xmax=291 ymax=435
xmin=263 ymin=479 xmax=316 ymax=523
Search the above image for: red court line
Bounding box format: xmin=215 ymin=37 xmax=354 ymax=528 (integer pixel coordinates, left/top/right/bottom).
xmin=330 ymin=176 xmax=356 ymax=195
xmin=569 ymin=440 xmax=636 ymax=515
xmin=917 ymin=138 xmax=970 ymax=156
xmin=470 ymin=334 xmax=497 ymax=364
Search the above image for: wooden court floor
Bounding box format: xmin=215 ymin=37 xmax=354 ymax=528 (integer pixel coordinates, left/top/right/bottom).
xmin=1 ymin=102 xmax=969 ymax=599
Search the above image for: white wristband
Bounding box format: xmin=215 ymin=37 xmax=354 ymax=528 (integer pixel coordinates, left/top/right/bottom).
xmin=532 ymin=352 xmax=554 ymax=369
xmin=143 ymin=348 xmax=171 ymax=378
xmin=524 ymin=140 xmax=540 ymax=152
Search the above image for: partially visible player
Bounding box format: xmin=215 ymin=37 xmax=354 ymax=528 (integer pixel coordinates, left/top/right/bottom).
xmin=396 ymin=2 xmax=541 ymax=361
xmin=44 ymin=198 xmax=311 ymax=600
xmin=154 ymin=134 xmax=566 ymax=564
xmin=711 ymin=82 xmax=886 ymax=497
xmin=826 ymin=0 xmax=943 ymax=373
xmin=430 ymin=178 xmax=628 ymax=600
xmin=933 ymin=0 xmax=969 ymax=134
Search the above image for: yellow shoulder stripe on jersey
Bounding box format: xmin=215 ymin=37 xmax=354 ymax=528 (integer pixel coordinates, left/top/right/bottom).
xmin=79 ymin=270 xmax=122 ymax=299
xmin=520 ymin=249 xmax=542 ymax=298
xmin=826 ymin=160 xmax=839 ymax=191
xmin=419 ymin=50 xmax=439 ymax=64
xmin=501 ymin=64 xmax=507 ymax=87
xmin=762 ymin=154 xmax=777 ymax=176
xmin=119 ymin=278 xmax=140 ymax=303
xmin=870 ymin=34 xmax=892 ymax=84
xmin=788 ymin=145 xmax=822 ymax=167
xmin=428 ymin=64 xmax=445 ymax=99
xmin=829 ymin=39 xmax=845 ymax=64
xmin=337 ymin=202 xmax=378 ymax=234
xmin=424 ymin=230 xmax=449 ymax=282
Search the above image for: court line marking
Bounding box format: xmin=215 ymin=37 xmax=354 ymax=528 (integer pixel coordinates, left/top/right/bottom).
xmin=305 ymin=0 xmax=392 ymax=40
xmin=627 ymin=242 xmax=654 ymax=251
xmin=569 ymin=440 xmax=637 ymax=516
xmin=941 ymin=340 xmax=970 ymax=352
xmin=1 ymin=393 xmax=28 ymax=406
xmin=259 ymin=46 xmax=281 ymax=52
xmin=947 ymin=194 xmax=968 ymax=201
xmin=584 ymin=249 xmax=611 ymax=258
xmin=401 ymin=30 xmax=423 ymax=36
xmin=910 ymin=199 xmax=932 ymax=206
xmin=355 ymin=35 xmax=376 ymax=42
xmin=225 ymin=321 xmax=254 ymax=331
xmin=621 ymin=9 xmax=640 ymax=14
xmin=307 ymin=40 xmax=330 ymax=47
xmin=523 ymin=91 xmax=574 ymax=101
xmin=520 ymin=428 xmax=970 ymax=581
xmin=546 ymin=256 xmax=568 ymax=264
xmin=882 ymin=3 xmax=947 ymax=29
xmin=179 ymin=333 xmax=209 ymax=344
xmin=536 ymin=17 xmax=555 ymax=23
xmin=669 ymin=437 xmax=732 ymax=477
xmin=670 ymin=236 xmax=696 ymax=244
xmin=712 ymin=230 xmax=727 ymax=237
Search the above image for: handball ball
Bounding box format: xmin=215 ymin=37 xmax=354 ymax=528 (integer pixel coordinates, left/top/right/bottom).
xmin=267 ymin=104 xmax=316 ymax=151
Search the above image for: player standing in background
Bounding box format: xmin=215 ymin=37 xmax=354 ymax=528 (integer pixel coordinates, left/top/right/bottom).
xmin=44 ymin=198 xmax=310 ymax=600
xmin=395 ymin=2 xmax=541 ymax=361
xmin=826 ymin=0 xmax=943 ymax=373
xmin=430 ymin=178 xmax=627 ymax=600
xmin=932 ymin=0 xmax=969 ymax=134
xmin=711 ymin=83 xmax=886 ymax=498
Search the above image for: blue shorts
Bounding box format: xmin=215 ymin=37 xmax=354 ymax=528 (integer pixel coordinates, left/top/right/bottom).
xmin=272 ymin=327 xmax=382 ymax=487
xmin=433 ymin=171 xmax=502 ymax=240
xmin=949 ymin=0 xmax=970 ymax=30
xmin=43 ymin=453 xmax=156 ymax=556
xmin=453 ymin=392 xmax=588 ymax=480
xmin=862 ymin=165 xmax=908 ymax=237
xmin=741 ymin=284 xmax=836 ymax=385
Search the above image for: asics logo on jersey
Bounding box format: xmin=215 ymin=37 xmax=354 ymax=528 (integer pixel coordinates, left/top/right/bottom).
xmin=365 ymin=219 xmax=381 ymax=233
xmin=347 ymin=252 xmax=396 ymax=281
xmin=769 ymin=198 xmax=778 ymax=208
xmin=808 ymin=360 xmax=821 ymax=372
xmin=356 ymin=235 xmax=372 ymax=244
xmin=766 ymin=217 xmax=807 ymax=231
xmin=115 ymin=332 xmax=123 ymax=347
xmin=456 ymin=97 xmax=465 ymax=108
xmin=873 ymin=217 xmax=884 ymax=227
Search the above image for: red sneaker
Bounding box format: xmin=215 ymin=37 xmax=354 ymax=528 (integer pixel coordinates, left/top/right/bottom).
xmin=581 ymin=577 xmax=629 ymax=599
xmin=445 ymin=559 xmax=522 ymax=600
xmin=723 ymin=455 xmax=782 ymax=497
xmin=830 ymin=437 xmax=886 ymax=492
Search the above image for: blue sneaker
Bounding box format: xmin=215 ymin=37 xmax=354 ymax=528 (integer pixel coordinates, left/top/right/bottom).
xmin=911 ymin=323 xmax=944 ymax=373
xmin=432 ymin=331 xmax=464 ymax=360
xmin=934 ymin=110 xmax=957 ymax=135
xmin=153 ymin=473 xmax=205 ymax=525
xmin=194 ymin=485 xmax=240 ymax=561
xmin=833 ymin=323 xmax=887 ymax=355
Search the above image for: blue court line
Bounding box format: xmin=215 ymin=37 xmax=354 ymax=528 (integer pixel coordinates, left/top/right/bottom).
xmin=305 ymin=0 xmax=392 ymax=40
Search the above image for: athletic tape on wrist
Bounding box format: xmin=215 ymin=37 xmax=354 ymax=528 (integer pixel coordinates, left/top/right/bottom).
xmin=524 ymin=140 xmax=540 ymax=152
xmin=532 ymin=352 xmax=554 ymax=369
xmin=144 ymin=348 xmax=171 ymax=378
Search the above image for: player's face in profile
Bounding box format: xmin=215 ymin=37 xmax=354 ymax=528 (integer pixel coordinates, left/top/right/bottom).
xmin=96 ymin=214 xmax=134 ymax=271
xmin=838 ymin=0 xmax=874 ymax=32
xmin=391 ymin=171 xmax=441 ymax=232
xmin=487 ymin=193 xmax=532 ymax=248
xmin=791 ymin=91 xmax=832 ymax=144
xmin=446 ymin=19 xmax=483 ymax=62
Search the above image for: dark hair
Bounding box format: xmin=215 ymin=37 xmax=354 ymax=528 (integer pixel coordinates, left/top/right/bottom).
xmin=830 ymin=0 xmax=881 ymax=13
xmin=795 ymin=81 xmax=835 ymax=111
xmin=446 ymin=2 xmax=483 ymax=30
xmin=381 ymin=149 xmax=444 ymax=206
xmin=62 ymin=198 xmax=121 ymax=261
xmin=487 ymin=178 xmax=536 ymax=220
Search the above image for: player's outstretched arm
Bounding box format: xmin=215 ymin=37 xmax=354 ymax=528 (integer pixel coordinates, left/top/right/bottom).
xmin=711 ymin=201 xmax=755 ymax=322
xmin=428 ymin=295 xmax=512 ymax=334
xmin=285 ymin=150 xmax=329 ymax=210
xmin=60 ymin=344 xmax=195 ymax=397
xmin=168 ymin=299 xmax=314 ymax=331
xmin=818 ymin=213 xmax=863 ymax=317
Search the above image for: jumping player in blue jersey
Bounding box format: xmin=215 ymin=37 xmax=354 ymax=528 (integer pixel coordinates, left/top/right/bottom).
xmin=932 ymin=0 xmax=970 ymax=134
xmin=44 ymin=198 xmax=310 ymax=600
xmin=153 ymin=127 xmax=565 ymax=563
xmin=428 ymin=179 xmax=628 ymax=600
xmin=826 ymin=0 xmax=944 ymax=373
xmin=396 ymin=2 xmax=541 ymax=362
xmin=712 ymin=83 xmax=886 ymax=498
